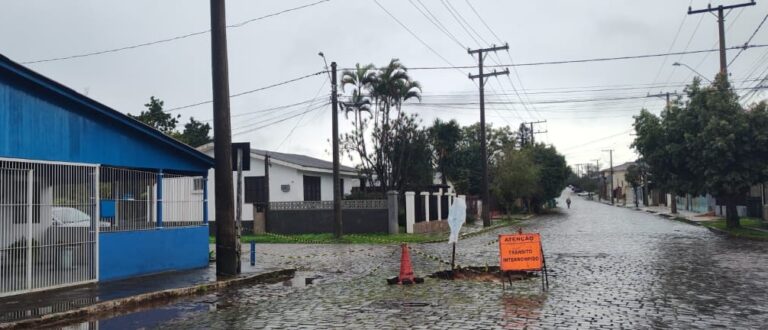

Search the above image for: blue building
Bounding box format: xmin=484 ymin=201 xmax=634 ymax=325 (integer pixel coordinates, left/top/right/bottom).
xmin=0 ymin=54 xmax=213 ymax=297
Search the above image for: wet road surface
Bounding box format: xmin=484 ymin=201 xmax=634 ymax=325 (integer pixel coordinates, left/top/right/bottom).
xmin=65 ymin=191 xmax=768 ymax=329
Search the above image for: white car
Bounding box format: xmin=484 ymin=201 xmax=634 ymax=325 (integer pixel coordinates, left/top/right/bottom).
xmin=52 ymin=207 xmax=111 ymax=228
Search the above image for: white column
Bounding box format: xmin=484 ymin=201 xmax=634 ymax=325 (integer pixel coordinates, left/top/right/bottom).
xmin=434 ymin=191 xmax=442 ymax=220
xmin=421 ymin=192 xmax=430 ymax=222
xmin=405 ymin=191 xmax=415 ymax=234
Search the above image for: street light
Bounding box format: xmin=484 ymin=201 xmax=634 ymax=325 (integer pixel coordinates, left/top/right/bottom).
xmin=672 ymin=62 xmax=712 ymax=83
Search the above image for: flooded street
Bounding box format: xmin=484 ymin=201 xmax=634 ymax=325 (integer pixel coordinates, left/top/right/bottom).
xmin=71 ymin=192 xmax=768 ymax=329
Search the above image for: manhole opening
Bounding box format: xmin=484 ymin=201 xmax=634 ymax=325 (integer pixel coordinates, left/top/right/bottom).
xmin=401 ymin=302 xmax=430 ymax=307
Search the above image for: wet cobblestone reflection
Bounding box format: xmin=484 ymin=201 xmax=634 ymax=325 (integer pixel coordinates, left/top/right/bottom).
xmin=102 ymin=193 xmax=768 ymax=328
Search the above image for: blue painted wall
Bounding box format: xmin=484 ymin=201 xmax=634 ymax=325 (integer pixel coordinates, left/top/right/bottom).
xmin=99 ymin=226 xmax=209 ymax=281
xmin=0 ymin=58 xmax=212 ymax=173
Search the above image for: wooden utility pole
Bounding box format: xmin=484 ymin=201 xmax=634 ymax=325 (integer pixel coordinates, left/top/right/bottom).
xmin=210 ymin=0 xmax=239 ymax=276
xmin=602 ymin=149 xmax=614 ymax=205
xmin=647 ymin=91 xmax=677 ymax=110
xmin=688 ymin=1 xmax=756 ymax=78
xmin=593 ymin=159 xmax=601 ymax=201
xmin=523 ymin=120 xmax=547 ymax=144
xmin=331 ymin=62 xmax=342 ymax=239
xmin=468 ymin=44 xmax=510 ymax=227
xmin=264 ymin=153 xmax=270 ymax=227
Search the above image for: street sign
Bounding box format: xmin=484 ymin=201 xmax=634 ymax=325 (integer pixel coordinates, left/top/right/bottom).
xmin=231 ymin=142 xmax=251 ymax=171
xmin=498 ymin=233 xmax=543 ymax=271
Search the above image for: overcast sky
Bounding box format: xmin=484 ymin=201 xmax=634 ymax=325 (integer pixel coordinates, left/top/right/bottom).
xmin=3 ymin=0 xmax=768 ymax=170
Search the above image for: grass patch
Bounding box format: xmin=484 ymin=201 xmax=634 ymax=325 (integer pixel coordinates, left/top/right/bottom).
xmin=209 ymin=218 xmax=524 ymax=244
xmin=209 ymin=232 xmax=446 ymax=244
xmin=702 ymin=217 xmax=768 ymax=240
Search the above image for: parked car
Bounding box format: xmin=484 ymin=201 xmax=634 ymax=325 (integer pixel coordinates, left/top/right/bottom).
xmin=52 ymin=207 xmax=111 ymax=228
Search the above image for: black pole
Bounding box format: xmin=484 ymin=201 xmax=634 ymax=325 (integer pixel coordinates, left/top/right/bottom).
xmin=210 ymin=0 xmax=239 ymax=276
xmin=331 ymin=62 xmax=342 ymax=239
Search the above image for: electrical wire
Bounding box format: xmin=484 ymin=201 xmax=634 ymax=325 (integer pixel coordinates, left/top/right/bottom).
xmin=21 ymin=0 xmax=331 ymax=65
xmin=728 ymin=12 xmax=768 ymax=66
xmin=165 ymin=71 xmax=326 ymax=111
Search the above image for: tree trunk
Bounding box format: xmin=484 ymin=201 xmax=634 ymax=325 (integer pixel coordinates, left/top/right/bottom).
xmin=670 ymin=192 xmax=677 ymax=214
xmin=725 ymin=195 xmax=741 ymax=229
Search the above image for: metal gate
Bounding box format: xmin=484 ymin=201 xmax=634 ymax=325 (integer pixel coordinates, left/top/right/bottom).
xmin=0 ymin=158 xmax=98 ymax=297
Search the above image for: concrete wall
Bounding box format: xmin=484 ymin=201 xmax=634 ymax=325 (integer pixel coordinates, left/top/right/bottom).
xmin=98 ymin=226 xmax=209 ymax=281
xmin=266 ymin=209 xmax=388 ymax=234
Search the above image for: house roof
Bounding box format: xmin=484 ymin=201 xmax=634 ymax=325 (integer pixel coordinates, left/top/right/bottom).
xmin=601 ymin=162 xmax=635 ymax=173
xmin=250 ymin=149 xmax=357 ymax=173
xmin=198 ymin=143 xmax=358 ymax=175
xmin=0 ymin=54 xmax=213 ymax=172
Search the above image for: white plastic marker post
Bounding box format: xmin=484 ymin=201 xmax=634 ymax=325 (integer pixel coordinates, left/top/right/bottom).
xmin=447 ymin=198 xmax=467 ymax=271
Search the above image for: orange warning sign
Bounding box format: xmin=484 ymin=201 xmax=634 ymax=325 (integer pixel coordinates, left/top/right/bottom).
xmin=499 ymin=233 xmax=543 ymax=271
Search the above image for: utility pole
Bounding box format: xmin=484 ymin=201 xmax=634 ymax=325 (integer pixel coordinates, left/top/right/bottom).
xmin=647 ymin=91 xmax=677 ymax=110
xmin=603 ymin=149 xmax=614 ymax=205
xmin=210 ymin=0 xmax=239 ymax=276
xmin=469 ymin=44 xmax=510 ymax=228
xmin=592 ymin=159 xmax=601 ymax=202
xmin=523 ymin=120 xmax=547 ymax=144
xmin=688 ymin=1 xmax=756 ymax=78
xmin=331 ymin=62 xmax=342 ymax=239
xmin=264 ymin=153 xmax=270 ymax=227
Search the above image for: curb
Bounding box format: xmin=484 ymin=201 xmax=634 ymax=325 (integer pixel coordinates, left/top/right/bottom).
xmin=704 ymin=226 xmax=768 ymax=242
xmin=0 ymin=268 xmax=296 ymax=330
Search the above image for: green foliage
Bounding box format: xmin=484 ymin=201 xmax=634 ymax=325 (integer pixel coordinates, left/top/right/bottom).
xmin=451 ymin=123 xmax=516 ymax=195
xmin=339 ymin=59 xmax=427 ymax=192
xmin=130 ymin=96 xmax=180 ymax=135
xmin=130 ymin=97 xmax=212 ymax=147
xmin=625 ymin=164 xmax=641 ymax=189
xmin=492 ymin=147 xmax=539 ymax=211
xmin=176 ymin=117 xmax=212 ymax=147
xmin=632 ymin=74 xmax=768 ymax=228
xmin=428 ymin=119 xmax=461 ymax=185
xmin=493 ymin=143 xmax=568 ymax=213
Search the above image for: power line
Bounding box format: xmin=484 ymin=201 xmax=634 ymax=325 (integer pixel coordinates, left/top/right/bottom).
xmin=275 ymin=77 xmax=330 ymax=151
xmin=21 ymin=0 xmax=331 ymax=65
xmin=729 ymin=12 xmax=768 ymax=66
xmin=166 ymin=71 xmax=326 ymax=111
xmin=340 ymin=43 xmax=768 ymax=72
xmin=199 ymin=96 xmax=329 ymax=122
xmin=233 ymin=102 xmax=329 ymax=137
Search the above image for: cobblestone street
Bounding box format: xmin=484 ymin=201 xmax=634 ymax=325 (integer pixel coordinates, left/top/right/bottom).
xmin=81 ymin=191 xmax=768 ymax=329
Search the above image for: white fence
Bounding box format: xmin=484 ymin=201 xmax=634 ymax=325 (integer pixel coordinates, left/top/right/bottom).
xmin=0 ymin=159 xmax=98 ymax=297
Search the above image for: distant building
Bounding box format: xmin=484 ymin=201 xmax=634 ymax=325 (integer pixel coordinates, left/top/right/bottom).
xmin=600 ymin=162 xmax=635 ymax=203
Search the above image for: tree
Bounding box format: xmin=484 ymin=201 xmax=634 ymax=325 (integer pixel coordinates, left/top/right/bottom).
xmin=492 ymin=147 xmax=539 ymax=212
xmin=633 ymin=74 xmax=768 ymax=228
xmin=527 ymin=143 xmax=569 ymax=212
xmin=130 ymin=97 xmax=212 ymax=148
xmin=130 ymin=96 xmax=180 ymax=135
xmin=177 ymin=117 xmax=212 ymax=147
xmin=339 ymin=59 xmax=427 ymax=192
xmin=428 ymin=119 xmax=461 ymax=185
xmin=625 ymin=164 xmax=641 ymax=208
xmin=451 ymin=123 xmax=516 ymax=195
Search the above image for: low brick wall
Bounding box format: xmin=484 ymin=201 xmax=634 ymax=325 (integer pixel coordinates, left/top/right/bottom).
xmin=413 ymin=220 xmax=449 ymax=234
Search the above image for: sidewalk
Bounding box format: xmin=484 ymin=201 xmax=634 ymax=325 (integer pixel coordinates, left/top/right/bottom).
xmin=0 ymin=249 xmax=292 ymax=328
xmin=589 ymin=197 xmax=720 ymax=225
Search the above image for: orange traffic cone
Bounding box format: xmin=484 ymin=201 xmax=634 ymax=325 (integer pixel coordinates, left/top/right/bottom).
xmin=387 ymin=244 xmax=424 ymax=285
xmin=398 ymin=244 xmax=415 ymax=283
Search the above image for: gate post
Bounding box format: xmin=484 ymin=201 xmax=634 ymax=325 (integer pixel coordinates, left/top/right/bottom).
xmin=94 ymin=166 xmax=100 ymax=282
xmin=434 ymin=190 xmax=442 ymax=221
xmin=156 ymin=170 xmax=163 ymax=228
xmin=421 ymin=192 xmax=430 ymax=222
xmin=26 ymin=169 xmax=33 ymax=290
xmin=405 ymin=191 xmax=415 ymax=234
xmin=387 ymin=191 xmax=399 ymax=235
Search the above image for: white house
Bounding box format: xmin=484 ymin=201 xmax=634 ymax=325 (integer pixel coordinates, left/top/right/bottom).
xmin=198 ymin=144 xmax=360 ymax=222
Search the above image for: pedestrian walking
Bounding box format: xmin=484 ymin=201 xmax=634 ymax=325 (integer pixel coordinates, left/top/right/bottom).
xmin=566 ymin=197 xmax=571 ymax=209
